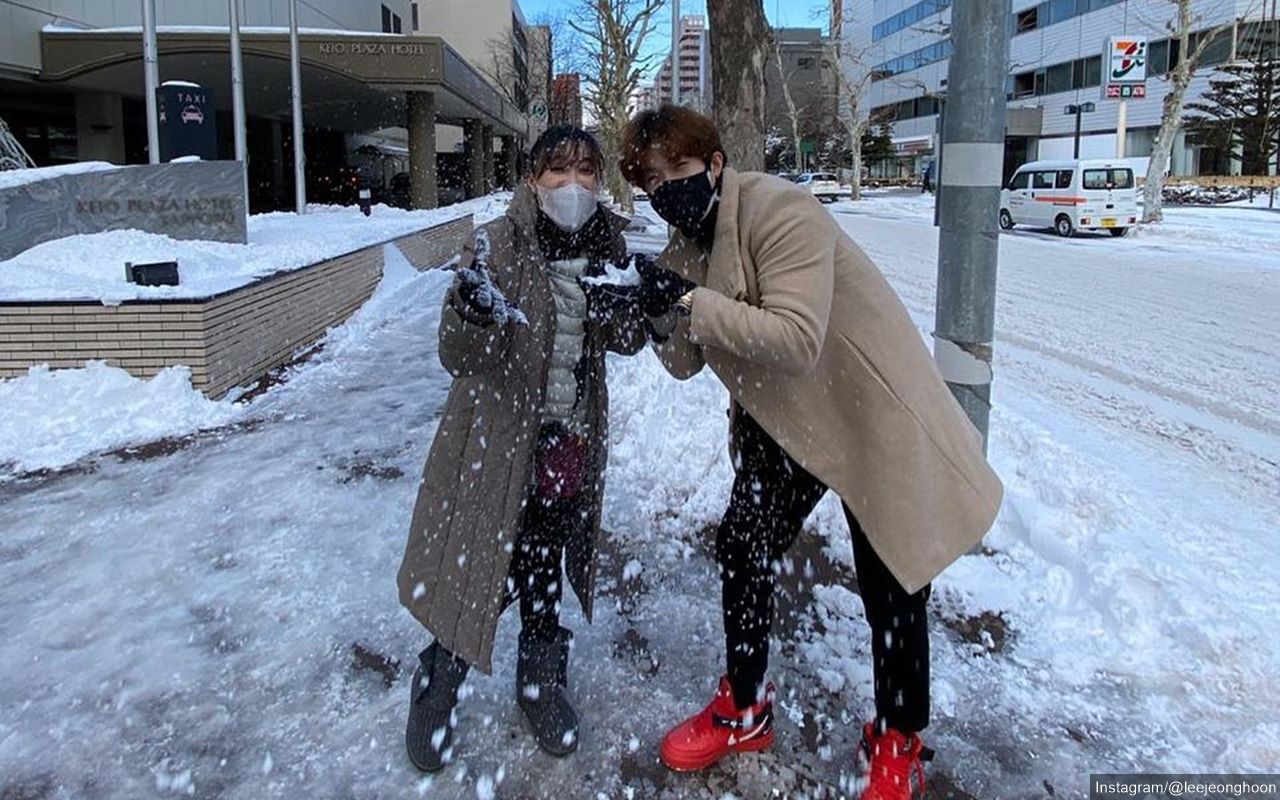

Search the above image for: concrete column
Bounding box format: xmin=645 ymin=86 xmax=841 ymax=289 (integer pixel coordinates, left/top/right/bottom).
xmin=408 ymin=91 xmax=438 ymax=209
xmin=75 ymin=93 xmax=126 ymax=163
xmin=482 ymin=125 xmax=496 ymax=193
xmin=271 ymin=120 xmax=286 ymax=207
xmin=501 ymin=135 xmax=519 ymax=188
xmin=463 ymin=120 xmax=485 ymax=199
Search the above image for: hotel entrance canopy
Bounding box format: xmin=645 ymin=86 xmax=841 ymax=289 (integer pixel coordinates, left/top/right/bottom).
xmin=38 ymin=26 xmax=530 ymax=139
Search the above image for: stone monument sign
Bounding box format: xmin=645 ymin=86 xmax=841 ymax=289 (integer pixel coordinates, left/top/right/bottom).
xmin=0 ymin=160 xmax=248 ymax=261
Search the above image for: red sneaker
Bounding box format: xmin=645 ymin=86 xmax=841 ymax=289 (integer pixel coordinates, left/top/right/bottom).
xmin=658 ymin=676 xmax=775 ymax=772
xmin=856 ymin=722 xmax=932 ymax=800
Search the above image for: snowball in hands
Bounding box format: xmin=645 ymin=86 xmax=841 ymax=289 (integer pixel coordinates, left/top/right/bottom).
xmin=580 ymin=260 xmax=643 ymax=288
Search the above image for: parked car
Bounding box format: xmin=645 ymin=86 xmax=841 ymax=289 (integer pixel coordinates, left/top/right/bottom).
xmin=795 ymin=172 xmax=842 ymax=203
xmin=1000 ymin=159 xmax=1138 ymax=238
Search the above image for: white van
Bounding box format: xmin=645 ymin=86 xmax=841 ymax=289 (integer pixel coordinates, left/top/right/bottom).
xmin=1000 ymin=159 xmax=1139 ymax=238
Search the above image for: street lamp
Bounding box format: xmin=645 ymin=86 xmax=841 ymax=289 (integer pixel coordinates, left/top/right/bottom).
xmin=1064 ymin=102 xmax=1096 ymax=159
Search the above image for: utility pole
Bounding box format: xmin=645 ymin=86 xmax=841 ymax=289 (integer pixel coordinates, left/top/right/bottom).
xmin=289 ymin=0 xmax=306 ymax=214
xmin=229 ymin=0 xmax=248 ymax=212
xmin=671 ymin=0 xmax=681 ymax=106
xmin=934 ymin=0 xmax=1010 ymax=452
xmin=141 ymin=0 xmax=161 ymax=164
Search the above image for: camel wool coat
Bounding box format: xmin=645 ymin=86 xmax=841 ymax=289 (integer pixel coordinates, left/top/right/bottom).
xmin=655 ymin=168 xmax=1004 ymax=593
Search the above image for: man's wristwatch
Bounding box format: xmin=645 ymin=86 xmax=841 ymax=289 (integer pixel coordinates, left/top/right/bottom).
xmin=675 ymin=290 xmax=695 ymax=317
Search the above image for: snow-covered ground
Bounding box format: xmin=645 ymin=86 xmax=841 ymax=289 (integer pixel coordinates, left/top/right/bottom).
xmin=0 ymin=196 xmax=510 ymax=304
xmin=1 ymin=192 xmax=1277 ymax=799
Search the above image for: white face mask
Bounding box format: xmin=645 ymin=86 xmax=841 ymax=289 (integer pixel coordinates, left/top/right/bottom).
xmin=536 ymin=182 xmax=598 ymax=232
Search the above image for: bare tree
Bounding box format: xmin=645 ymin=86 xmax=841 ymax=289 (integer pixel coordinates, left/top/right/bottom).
xmin=771 ymin=30 xmax=807 ymax=172
xmin=480 ymin=30 xmax=524 ymax=108
xmin=1142 ymin=0 xmax=1256 ymax=222
xmin=533 ymin=11 xmax=585 ymax=77
xmin=708 ymin=0 xmax=770 ymax=171
xmin=571 ymin=0 xmax=666 ymax=211
xmin=830 ymin=40 xmax=883 ymax=200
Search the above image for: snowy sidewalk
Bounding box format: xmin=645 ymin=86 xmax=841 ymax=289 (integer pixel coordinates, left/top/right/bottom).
xmin=2 ymin=197 xmax=1278 ymax=799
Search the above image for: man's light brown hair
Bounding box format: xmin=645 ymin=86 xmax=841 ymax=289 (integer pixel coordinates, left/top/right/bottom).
xmin=619 ymin=104 xmax=726 ymax=187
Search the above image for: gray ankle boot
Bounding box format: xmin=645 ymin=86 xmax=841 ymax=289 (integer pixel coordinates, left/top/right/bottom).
xmin=516 ymin=626 xmax=579 ymax=756
xmin=405 ymin=641 xmax=470 ymax=772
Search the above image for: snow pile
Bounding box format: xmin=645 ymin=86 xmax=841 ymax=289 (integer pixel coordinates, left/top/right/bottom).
xmin=0 ymin=193 xmax=509 ymax=304
xmin=0 ymin=362 xmax=243 ymax=476
xmin=1162 ymin=183 xmax=1251 ymax=205
xmin=600 ymin=349 xmax=733 ymax=556
xmin=0 ymin=161 xmax=118 ymax=190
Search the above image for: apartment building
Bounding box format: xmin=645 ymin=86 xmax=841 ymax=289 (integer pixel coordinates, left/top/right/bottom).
xmin=656 ymin=14 xmax=710 ymax=110
xmin=841 ymin=0 xmax=1278 ymax=179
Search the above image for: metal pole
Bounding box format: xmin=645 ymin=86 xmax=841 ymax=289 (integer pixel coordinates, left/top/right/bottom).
xmin=142 ymin=0 xmax=161 ymax=164
xmin=229 ymin=0 xmax=249 ymax=211
xmin=933 ymin=96 xmax=945 ymax=227
xmin=1116 ymin=100 xmax=1128 ymax=158
xmin=1073 ymin=105 xmax=1082 ymax=158
xmin=934 ymin=0 xmax=1010 ymax=452
xmin=289 ymin=0 xmax=306 ymax=214
xmin=671 ymin=0 xmax=681 ymax=106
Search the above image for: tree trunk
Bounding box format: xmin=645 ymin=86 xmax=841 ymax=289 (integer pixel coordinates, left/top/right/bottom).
xmin=849 ymin=122 xmax=865 ymax=201
xmin=600 ymin=106 xmax=633 ymax=212
xmin=1143 ymin=85 xmax=1186 ymax=223
xmin=707 ymin=0 xmax=769 ymax=172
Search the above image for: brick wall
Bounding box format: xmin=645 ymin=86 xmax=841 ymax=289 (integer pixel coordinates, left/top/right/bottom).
xmin=0 ymin=214 xmax=474 ymax=397
xmin=393 ymin=215 xmax=473 ymax=269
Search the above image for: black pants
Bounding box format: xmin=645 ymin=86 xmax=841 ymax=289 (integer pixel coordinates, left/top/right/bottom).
xmin=719 ymin=412 xmax=931 ymax=734
xmin=508 ymin=489 xmax=577 ymax=643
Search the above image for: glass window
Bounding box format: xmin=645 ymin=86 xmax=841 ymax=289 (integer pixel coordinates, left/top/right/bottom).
xmin=1199 ymin=31 xmax=1231 ymax=66
xmin=1125 ymin=129 xmax=1155 ymax=157
xmin=392 ymin=13 xmax=402 ymax=33
xmin=1010 ymin=172 xmax=1031 ymax=190
xmin=411 ymin=2 xmax=419 ymax=30
xmin=1034 ymin=69 xmax=1047 ymax=96
xmin=1014 ymin=71 xmax=1037 ymax=98
xmin=1016 ymin=8 xmax=1040 ymax=33
xmin=1046 ymin=62 xmax=1072 ymax=94
xmin=1056 ymin=170 xmax=1073 ymax=188
xmin=1239 ymin=20 xmax=1280 ymax=61
xmin=1033 ymin=171 xmax=1056 ymax=189
xmin=1083 ymin=169 xmax=1132 ymax=190
xmin=381 ymin=4 xmax=392 ymax=33
xmin=1147 ymin=39 xmax=1170 ymax=74
xmin=1047 ymin=0 xmax=1077 ymax=25
xmin=1083 ymin=56 xmax=1102 ymax=87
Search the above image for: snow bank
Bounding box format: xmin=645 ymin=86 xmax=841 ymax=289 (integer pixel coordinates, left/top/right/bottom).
xmin=0 ymin=161 xmax=118 ymax=190
xmin=0 ymin=193 xmax=509 ymax=304
xmin=0 ymin=240 xmax=469 ymax=478
xmin=0 ymin=362 xmax=243 ymax=476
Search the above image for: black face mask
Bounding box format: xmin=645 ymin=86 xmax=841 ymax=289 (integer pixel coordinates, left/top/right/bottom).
xmin=651 ymin=169 xmax=721 ymax=245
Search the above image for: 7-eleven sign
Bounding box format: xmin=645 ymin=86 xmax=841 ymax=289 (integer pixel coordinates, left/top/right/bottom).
xmin=1107 ymin=36 xmax=1148 ymax=83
